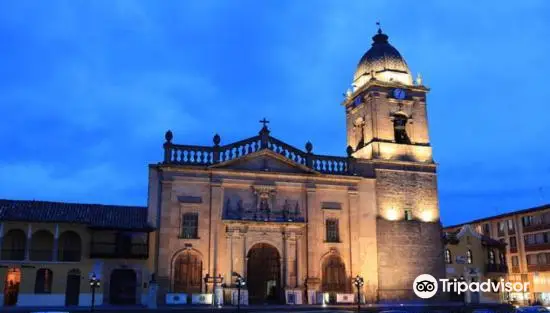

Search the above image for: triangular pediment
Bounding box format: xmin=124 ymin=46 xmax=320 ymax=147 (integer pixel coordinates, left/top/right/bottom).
xmin=210 ymin=149 xmax=317 ymax=174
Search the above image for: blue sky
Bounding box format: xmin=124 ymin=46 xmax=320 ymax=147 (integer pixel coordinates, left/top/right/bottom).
xmin=1 ymin=1 xmax=549 ymax=226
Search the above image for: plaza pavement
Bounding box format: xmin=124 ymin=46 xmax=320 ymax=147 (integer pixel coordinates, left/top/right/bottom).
xmin=1 ymin=303 xmax=515 ymax=313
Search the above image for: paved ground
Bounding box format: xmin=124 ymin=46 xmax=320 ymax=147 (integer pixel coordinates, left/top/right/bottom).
xmin=1 ymin=303 xmax=516 ymax=313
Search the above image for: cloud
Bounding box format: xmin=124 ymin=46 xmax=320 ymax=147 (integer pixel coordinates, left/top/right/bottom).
xmin=0 ymin=0 xmax=549 ymax=225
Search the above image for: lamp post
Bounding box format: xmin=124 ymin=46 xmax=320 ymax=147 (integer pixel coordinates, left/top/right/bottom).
xmin=353 ymin=275 xmax=364 ymax=313
xmin=233 ymin=272 xmax=246 ymax=313
xmin=89 ymin=273 xmax=101 ymax=312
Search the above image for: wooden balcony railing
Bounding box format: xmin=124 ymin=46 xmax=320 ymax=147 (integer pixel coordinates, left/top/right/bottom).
xmin=510 ymin=247 xmax=518 ymax=254
xmin=486 ymin=263 xmax=508 ymax=273
xmin=511 ymin=266 xmax=520 ymax=273
xmin=29 ymin=249 xmax=53 ymax=261
xmin=524 ymin=243 xmax=550 ymax=252
xmin=89 ymin=242 xmax=148 ymax=259
xmin=162 ymin=130 xmax=356 ymax=175
xmin=523 ymin=223 xmax=550 ymax=233
xmin=527 ymin=264 xmax=550 ymax=272
xmin=0 ymin=249 xmax=25 ymax=261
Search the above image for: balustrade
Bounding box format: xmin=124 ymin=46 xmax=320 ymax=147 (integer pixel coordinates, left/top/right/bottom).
xmin=163 ymin=131 xmax=355 ymax=175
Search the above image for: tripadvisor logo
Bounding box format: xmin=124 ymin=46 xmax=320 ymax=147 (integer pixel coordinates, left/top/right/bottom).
xmin=413 ymin=274 xmax=529 ymax=299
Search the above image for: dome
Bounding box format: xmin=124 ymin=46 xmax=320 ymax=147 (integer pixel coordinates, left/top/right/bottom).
xmin=353 ymin=28 xmax=413 ymax=89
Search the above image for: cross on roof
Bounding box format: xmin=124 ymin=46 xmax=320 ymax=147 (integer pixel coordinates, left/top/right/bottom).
xmin=259 ymin=118 xmax=270 ymax=128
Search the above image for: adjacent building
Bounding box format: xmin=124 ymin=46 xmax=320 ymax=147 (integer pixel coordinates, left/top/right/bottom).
xmin=0 ymin=200 xmax=153 ymax=307
xmin=444 ymin=204 xmax=550 ymax=305
xmin=443 ymin=224 xmax=508 ymax=304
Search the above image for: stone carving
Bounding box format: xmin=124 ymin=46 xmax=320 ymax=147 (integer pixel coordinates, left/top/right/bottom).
xmin=222 ymin=187 xmax=303 ymax=222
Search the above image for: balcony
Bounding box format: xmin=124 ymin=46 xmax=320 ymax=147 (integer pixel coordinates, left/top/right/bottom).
xmin=523 ymin=224 xmax=550 ymax=233
xmin=89 ymin=242 xmax=148 ymax=259
xmin=511 ymin=266 xmax=520 ymax=273
xmin=486 ymin=263 xmax=508 ymax=273
xmin=29 ymin=249 xmax=53 ymax=261
xmin=510 ymin=247 xmax=518 ymax=253
xmin=57 ymin=250 xmax=82 ymax=262
xmin=527 ymin=264 xmax=550 ymax=272
xmin=0 ymin=249 xmax=25 ymax=261
xmin=525 ymin=243 xmax=550 ymax=252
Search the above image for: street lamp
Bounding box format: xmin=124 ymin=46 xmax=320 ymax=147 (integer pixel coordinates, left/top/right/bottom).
xmin=89 ymin=273 xmax=101 ymax=312
xmin=233 ymin=272 xmax=246 ymax=313
xmin=353 ymin=275 xmax=364 ymax=313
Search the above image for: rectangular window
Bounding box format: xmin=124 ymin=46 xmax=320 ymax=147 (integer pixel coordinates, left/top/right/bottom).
xmin=326 ymin=219 xmax=340 ymax=243
xmin=538 ymin=253 xmax=547 ymax=265
xmin=483 ymin=223 xmax=491 ymax=236
xmin=404 ymin=209 xmax=413 ymax=221
xmin=510 ymin=236 xmax=517 ymax=249
xmin=512 ymin=256 xmax=519 ymax=267
xmin=497 ymin=222 xmax=505 ymax=236
xmin=523 ymin=216 xmax=533 ymax=227
xmin=527 ymin=254 xmax=537 ymax=265
xmin=508 ymin=219 xmax=515 ymax=232
xmin=181 ymin=213 xmax=199 ymax=239
xmin=536 ymin=233 xmax=545 ymax=244
xmin=525 ymin=234 xmax=535 ymax=245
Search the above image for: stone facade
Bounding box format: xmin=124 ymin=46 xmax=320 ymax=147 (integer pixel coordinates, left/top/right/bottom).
xmin=148 ymin=28 xmax=445 ymax=304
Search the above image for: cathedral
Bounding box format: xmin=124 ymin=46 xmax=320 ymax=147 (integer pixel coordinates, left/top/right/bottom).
xmin=148 ymin=27 xmax=445 ymax=304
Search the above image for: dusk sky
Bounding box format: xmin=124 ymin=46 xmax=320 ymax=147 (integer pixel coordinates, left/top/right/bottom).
xmin=1 ymin=1 xmax=549 ymax=226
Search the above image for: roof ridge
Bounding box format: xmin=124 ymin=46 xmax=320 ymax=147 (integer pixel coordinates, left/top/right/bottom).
xmin=0 ymin=198 xmax=146 ymax=209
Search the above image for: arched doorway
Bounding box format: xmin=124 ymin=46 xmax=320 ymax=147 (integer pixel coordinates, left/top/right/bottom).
xmin=173 ymin=250 xmax=203 ymax=294
xmin=65 ymin=269 xmax=81 ymax=306
xmin=109 ymin=269 xmax=137 ymax=305
xmin=322 ymin=254 xmax=347 ymax=304
xmin=247 ymin=243 xmax=281 ymax=304
xmin=3 ymin=268 xmax=21 ymax=306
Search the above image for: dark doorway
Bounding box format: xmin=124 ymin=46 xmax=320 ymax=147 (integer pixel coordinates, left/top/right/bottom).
xmin=173 ymin=251 xmax=203 ymax=294
xmin=3 ymin=268 xmax=21 ymax=306
xmin=322 ymin=255 xmax=347 ymax=304
xmin=65 ymin=269 xmax=81 ymax=306
xmin=109 ymin=269 xmax=137 ymax=305
xmin=247 ymin=243 xmax=281 ymax=304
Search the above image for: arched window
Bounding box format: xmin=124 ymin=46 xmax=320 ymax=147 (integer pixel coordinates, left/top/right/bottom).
xmin=173 ymin=251 xmax=203 ymax=293
xmin=58 ymin=231 xmax=82 ymax=262
xmin=322 ymin=255 xmax=347 ymax=292
xmin=34 ymin=268 xmax=53 ymax=293
xmin=393 ymin=113 xmax=411 ymax=144
xmin=445 ymin=249 xmax=452 ymax=264
xmin=1 ymin=229 xmax=26 ymax=260
xmin=489 ymin=250 xmax=495 ymax=264
xmin=467 ymin=249 xmax=473 ymax=264
xmin=30 ymin=230 xmax=54 ymax=261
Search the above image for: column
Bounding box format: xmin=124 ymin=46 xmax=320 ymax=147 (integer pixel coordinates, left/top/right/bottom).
xmin=242 ymin=236 xmax=248 ymax=278
xmin=225 ymin=232 xmax=233 ymax=282
xmin=52 ymin=224 xmax=59 ymax=261
xmin=295 ymin=234 xmax=302 ymax=288
xmin=25 ymin=223 xmax=32 ymax=260
xmin=348 ymin=190 xmax=359 ymax=281
xmin=282 ymin=230 xmax=288 ymax=289
xmin=306 ymin=186 xmax=319 ymax=281
xmin=0 ymin=223 xmax=4 ymax=260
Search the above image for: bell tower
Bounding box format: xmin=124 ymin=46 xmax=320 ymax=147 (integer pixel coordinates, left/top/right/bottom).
xmin=344 ymin=26 xmax=446 ymax=301
xmin=344 ymin=27 xmax=433 ymax=164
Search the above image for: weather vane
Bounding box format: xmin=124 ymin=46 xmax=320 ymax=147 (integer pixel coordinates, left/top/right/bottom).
xmin=376 ymin=21 xmax=382 ymax=33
